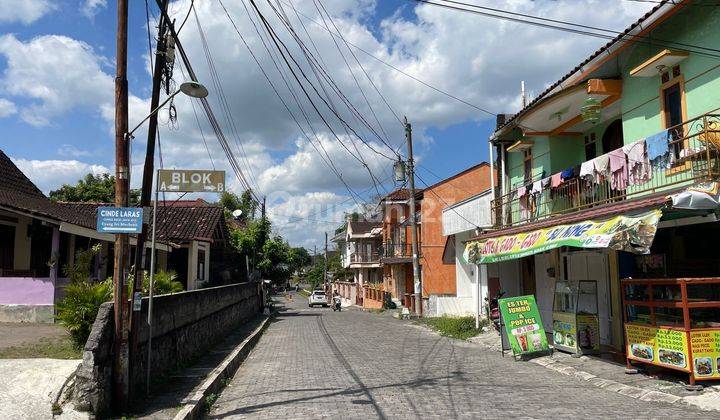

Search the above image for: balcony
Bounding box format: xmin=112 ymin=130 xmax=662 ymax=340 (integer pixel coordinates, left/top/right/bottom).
xmin=493 ymin=112 xmax=720 ymax=228
xmin=349 ymin=251 xmax=381 ymax=264
xmin=381 ymin=242 xmax=415 ymax=263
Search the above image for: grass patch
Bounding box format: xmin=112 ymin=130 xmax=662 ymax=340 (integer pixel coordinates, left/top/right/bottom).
xmin=0 ymin=336 xmax=82 ymax=359
xmin=422 ymin=316 xmax=488 ymax=341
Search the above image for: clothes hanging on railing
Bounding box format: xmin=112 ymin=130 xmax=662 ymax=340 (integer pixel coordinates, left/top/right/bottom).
xmin=531 ymin=179 xmax=543 ymax=195
xmin=551 ymin=172 xmax=563 ymax=188
xmin=580 ymin=160 xmax=595 ymax=181
xmin=560 ymin=167 xmax=575 ymax=181
xmin=593 ymin=154 xmax=611 ymax=182
xmin=623 ymin=139 xmax=651 ymax=186
xmin=646 ymin=129 xmax=670 ymax=161
xmin=608 ymin=148 xmax=628 ymax=191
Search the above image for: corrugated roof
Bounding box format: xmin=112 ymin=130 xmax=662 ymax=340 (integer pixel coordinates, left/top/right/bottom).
xmin=467 ymin=192 xmax=673 ymax=242
xmin=348 ymin=221 xmax=381 ymax=235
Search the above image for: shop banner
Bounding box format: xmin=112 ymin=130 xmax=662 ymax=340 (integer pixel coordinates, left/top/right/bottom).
xmin=626 ymin=324 xmax=690 ymax=372
xmin=690 ymin=330 xmax=720 ymax=378
xmin=499 ymin=295 xmax=549 ymax=356
xmin=465 ymin=209 xmax=661 ymax=264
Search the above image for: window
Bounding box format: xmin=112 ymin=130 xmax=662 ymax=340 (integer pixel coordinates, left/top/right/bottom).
xmin=523 ymin=149 xmax=532 ymax=183
xmin=660 ymin=67 xmax=685 ymax=161
xmin=197 ymin=249 xmax=206 ymax=280
xmin=0 ymin=224 xmax=15 ymax=270
xmin=584 ymin=134 xmax=597 ymax=161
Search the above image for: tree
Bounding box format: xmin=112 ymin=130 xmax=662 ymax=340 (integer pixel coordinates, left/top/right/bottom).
xmin=257 ymin=236 xmax=291 ymax=285
xmin=287 ymin=247 xmax=311 ymax=273
xmin=220 ymin=190 xmax=257 ymax=223
xmin=49 ymin=173 xmax=139 ymax=204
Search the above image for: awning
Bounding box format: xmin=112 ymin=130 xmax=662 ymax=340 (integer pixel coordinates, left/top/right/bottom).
xmin=464 ymin=209 xmax=662 ymax=264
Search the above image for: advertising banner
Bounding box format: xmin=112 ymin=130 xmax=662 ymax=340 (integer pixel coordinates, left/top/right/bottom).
xmin=499 ymin=295 xmax=549 ymax=356
xmin=690 ymin=330 xmax=720 ymax=378
xmin=464 ymin=209 xmax=661 ymax=264
xmin=625 ymin=324 xmax=690 ymax=372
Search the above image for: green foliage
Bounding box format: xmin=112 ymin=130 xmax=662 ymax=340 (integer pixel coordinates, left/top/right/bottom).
xmin=287 ymin=247 xmax=311 ymax=273
xmin=56 ymin=279 xmax=113 ymax=348
xmin=422 ymin=316 xmax=489 ymax=340
xmin=230 ymin=218 xmax=271 ymax=256
xmin=257 ymin=236 xmax=291 ymax=285
xmin=62 ymin=244 xmax=101 ymax=283
xmin=220 ymin=190 xmax=257 ymax=223
xmin=49 ymin=173 xmax=139 ymax=204
xmin=0 ymin=336 xmax=82 ymax=359
xmin=143 ymin=270 xmax=184 ymax=295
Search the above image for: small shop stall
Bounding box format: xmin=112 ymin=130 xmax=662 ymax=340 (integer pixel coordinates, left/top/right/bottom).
xmin=552 ymin=279 xmax=601 ymax=354
xmin=622 ymin=277 xmax=720 ymax=386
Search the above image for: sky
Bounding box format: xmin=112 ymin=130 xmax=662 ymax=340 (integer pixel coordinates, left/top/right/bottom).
xmin=0 ymin=0 xmax=654 ymax=250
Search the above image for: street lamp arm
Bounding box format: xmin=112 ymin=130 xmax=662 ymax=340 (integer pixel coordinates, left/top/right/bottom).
xmin=126 ymin=81 xmax=208 ymax=139
xmin=127 ymin=90 xmax=182 ymax=139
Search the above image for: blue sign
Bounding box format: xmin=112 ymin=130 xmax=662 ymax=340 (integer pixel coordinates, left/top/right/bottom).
xmin=97 ymin=207 xmax=143 ymax=233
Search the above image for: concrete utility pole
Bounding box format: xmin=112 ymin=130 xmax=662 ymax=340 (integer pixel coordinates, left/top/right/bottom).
xmin=130 ymin=0 xmax=169 ymax=394
xmin=405 ymin=117 xmax=422 ymax=316
xmin=113 ymin=0 xmax=130 ymax=409
xmin=323 ymin=232 xmax=328 ymax=293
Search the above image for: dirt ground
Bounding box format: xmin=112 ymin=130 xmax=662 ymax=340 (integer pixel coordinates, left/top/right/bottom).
xmin=0 ymin=322 xmax=67 ymax=350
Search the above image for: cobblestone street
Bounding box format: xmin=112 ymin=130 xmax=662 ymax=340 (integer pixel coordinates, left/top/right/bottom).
xmin=210 ymin=294 xmax=713 ymax=419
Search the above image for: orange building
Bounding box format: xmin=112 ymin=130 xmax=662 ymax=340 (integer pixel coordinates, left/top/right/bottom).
xmin=419 ymin=163 xmax=493 ymax=313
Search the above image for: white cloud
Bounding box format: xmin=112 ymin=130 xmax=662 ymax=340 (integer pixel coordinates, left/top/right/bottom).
xmin=80 ymin=0 xmax=107 ymax=19
xmin=0 ymin=34 xmax=114 ymax=126
xmin=0 ymin=0 xmax=55 ymax=24
xmin=11 ymin=158 xmax=110 ymax=194
xmin=57 ymin=144 xmax=91 ymax=157
xmin=0 ymin=98 xmax=16 ymax=117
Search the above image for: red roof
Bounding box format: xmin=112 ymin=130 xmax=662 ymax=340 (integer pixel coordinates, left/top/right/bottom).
xmin=467 ymin=192 xmax=672 ymax=242
xmin=381 ymin=188 xmax=424 ymax=202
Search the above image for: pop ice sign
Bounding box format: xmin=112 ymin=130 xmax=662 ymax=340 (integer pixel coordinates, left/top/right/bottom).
xmin=97 ymin=207 xmax=143 ymax=233
xmin=157 ymin=169 xmax=225 ymax=193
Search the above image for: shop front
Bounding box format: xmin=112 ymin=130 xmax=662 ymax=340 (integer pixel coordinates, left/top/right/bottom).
xmin=466 ymin=199 xmax=665 ymax=355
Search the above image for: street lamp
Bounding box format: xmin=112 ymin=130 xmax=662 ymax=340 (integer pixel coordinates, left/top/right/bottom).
xmin=127 ymin=81 xmax=208 ymax=139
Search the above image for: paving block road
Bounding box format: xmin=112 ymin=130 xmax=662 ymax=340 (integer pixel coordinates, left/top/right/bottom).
xmin=210 ymin=293 xmax=714 ymax=419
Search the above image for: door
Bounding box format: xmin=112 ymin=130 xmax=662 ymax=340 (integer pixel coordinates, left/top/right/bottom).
xmin=521 ymin=257 xmax=536 ymax=296
xmin=567 ymin=251 xmax=611 ymax=346
xmin=601 ymin=119 xmax=623 ymax=154
xmin=0 ymin=224 xmax=15 ymax=270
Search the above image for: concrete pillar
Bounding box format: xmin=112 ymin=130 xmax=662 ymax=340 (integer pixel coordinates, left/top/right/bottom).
xmin=50 ymin=226 xmax=60 ymax=283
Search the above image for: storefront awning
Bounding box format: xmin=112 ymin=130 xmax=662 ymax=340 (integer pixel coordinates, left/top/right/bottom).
xmin=464 ymin=207 xmax=663 ymax=265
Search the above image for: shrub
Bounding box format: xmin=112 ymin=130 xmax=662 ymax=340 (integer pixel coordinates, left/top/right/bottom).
xmin=56 ymin=279 xmax=112 ymax=348
xmin=423 ymin=316 xmax=489 ymax=340
xmin=142 ymin=270 xmax=184 ymax=295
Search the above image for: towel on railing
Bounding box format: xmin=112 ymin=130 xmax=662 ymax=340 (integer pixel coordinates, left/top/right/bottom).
xmin=594 ymin=154 xmax=611 ymax=180
xmin=608 ymin=149 xmax=628 ymax=191
xmin=531 ymin=179 xmax=543 ymax=195
xmin=580 ymin=160 xmax=595 ymax=181
xmin=622 ymin=139 xmax=650 ymax=186
xmin=560 ymin=167 xmax=574 ymax=180
xmin=646 ymin=129 xmax=670 ymax=161
xmin=551 ymin=172 xmax=563 ymax=188
xmin=517 ymin=185 xmax=527 ymax=198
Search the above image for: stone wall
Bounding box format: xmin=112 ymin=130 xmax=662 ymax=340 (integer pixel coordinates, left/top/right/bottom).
xmin=74 ymin=282 xmax=261 ymax=415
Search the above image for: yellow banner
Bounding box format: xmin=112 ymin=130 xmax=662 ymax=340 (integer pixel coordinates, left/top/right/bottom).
xmin=464 ymin=209 xmax=661 ymax=264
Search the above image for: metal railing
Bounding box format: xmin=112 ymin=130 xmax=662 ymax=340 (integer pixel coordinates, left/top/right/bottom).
xmin=382 ymin=242 xmax=417 ymax=259
xmin=350 ymin=251 xmax=381 ymax=263
xmin=492 ymin=112 xmax=720 ymax=228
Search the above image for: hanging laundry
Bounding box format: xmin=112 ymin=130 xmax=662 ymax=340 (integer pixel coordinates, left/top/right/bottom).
xmin=517 ymin=185 xmax=527 ymax=198
xmin=551 ymin=172 xmax=563 ymax=188
xmin=560 ymin=167 xmax=574 ymax=181
xmin=623 ymin=139 xmax=651 ymax=186
xmin=593 ymin=154 xmax=611 ymax=180
xmin=531 ymin=179 xmax=543 ymax=195
xmin=579 ymin=160 xmax=595 ymax=181
xmin=541 ymin=177 xmax=551 ymax=189
xmin=646 ymin=129 xmax=670 ymax=161
xmin=608 ymin=149 xmax=628 ymax=191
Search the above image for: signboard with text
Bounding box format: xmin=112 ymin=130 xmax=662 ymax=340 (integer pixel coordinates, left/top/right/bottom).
xmin=498 ymin=295 xmax=549 ymax=356
xmin=157 ymin=169 xmax=225 ymax=193
xmin=96 ymin=207 xmax=143 ymax=233
xmin=626 ymin=324 xmax=690 ymax=372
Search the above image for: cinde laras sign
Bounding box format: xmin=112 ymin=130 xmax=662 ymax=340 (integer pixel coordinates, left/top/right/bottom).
xmin=97 ymin=207 xmax=143 ymax=233
xmin=157 ymin=169 xmax=225 ymax=193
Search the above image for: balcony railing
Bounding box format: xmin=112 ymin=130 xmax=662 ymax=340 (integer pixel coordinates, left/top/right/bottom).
xmin=382 ymin=242 xmax=417 ymax=259
xmin=492 ymin=111 xmax=720 ymax=228
xmin=350 ymin=251 xmax=381 ymax=263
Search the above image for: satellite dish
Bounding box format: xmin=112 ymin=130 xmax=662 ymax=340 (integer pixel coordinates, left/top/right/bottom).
xmin=232 ymin=209 xmax=243 ymax=219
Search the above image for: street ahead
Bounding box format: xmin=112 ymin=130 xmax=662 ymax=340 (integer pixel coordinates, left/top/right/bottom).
xmin=209 ymin=293 xmax=709 ymax=419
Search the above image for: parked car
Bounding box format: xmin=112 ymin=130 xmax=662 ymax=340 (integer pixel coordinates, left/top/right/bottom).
xmin=308 ymin=290 xmax=328 ymax=307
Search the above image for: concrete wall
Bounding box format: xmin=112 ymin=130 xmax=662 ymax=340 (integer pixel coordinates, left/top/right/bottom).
xmin=74 ymin=282 xmax=262 ymax=415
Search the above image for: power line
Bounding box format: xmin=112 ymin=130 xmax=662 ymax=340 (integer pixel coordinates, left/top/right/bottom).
xmin=407 ymin=0 xmax=720 ymax=60
xmin=414 ymin=170 xmax=483 ymax=230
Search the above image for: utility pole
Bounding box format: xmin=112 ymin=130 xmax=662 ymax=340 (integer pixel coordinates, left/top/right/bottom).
xmin=405 ymin=117 xmax=422 ymax=317
xmin=113 ymin=0 xmax=130 ymax=410
xmin=130 ymin=0 xmax=169 ymax=394
xmin=323 ymin=232 xmax=328 ymax=293
xmin=261 ymin=196 xmax=266 ymax=221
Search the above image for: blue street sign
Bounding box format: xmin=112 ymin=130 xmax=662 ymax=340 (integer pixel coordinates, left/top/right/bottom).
xmin=97 ymin=207 xmax=143 ymax=233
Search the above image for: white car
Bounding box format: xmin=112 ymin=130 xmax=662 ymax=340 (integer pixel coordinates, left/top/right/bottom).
xmin=308 ymin=290 xmax=328 ymax=307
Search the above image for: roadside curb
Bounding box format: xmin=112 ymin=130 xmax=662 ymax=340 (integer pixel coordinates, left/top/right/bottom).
xmin=173 ymin=314 xmax=273 ymax=420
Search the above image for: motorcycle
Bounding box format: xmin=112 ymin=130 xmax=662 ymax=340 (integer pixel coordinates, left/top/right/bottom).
xmin=332 ymin=296 xmax=342 ymax=312
xmin=485 ymin=290 xmax=506 ymax=332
